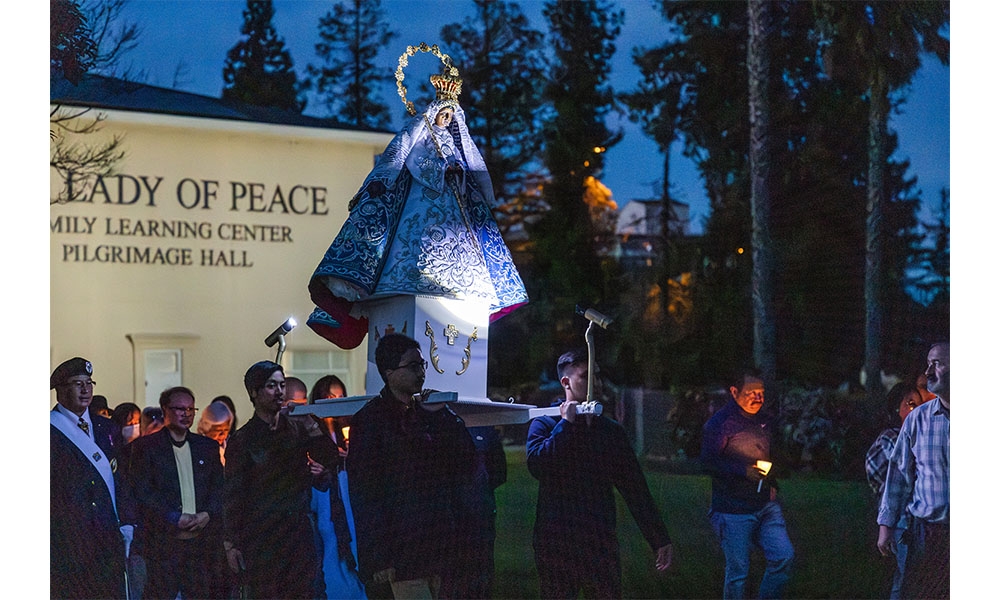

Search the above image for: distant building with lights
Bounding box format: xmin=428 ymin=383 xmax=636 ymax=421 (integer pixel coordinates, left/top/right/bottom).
xmin=613 ymin=198 xmax=691 ymax=268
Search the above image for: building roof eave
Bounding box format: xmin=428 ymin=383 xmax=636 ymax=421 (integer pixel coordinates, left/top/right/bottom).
xmin=50 ymin=72 xmax=395 ymax=145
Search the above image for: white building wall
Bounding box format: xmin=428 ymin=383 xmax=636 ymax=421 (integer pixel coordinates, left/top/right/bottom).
xmin=50 ymin=107 xmax=393 ymax=419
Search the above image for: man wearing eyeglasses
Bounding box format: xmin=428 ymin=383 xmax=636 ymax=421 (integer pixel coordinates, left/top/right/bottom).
xmin=223 ymin=360 xmax=340 ymax=599
xmin=346 ymin=333 xmax=476 ymax=599
xmin=126 ymin=386 xmax=225 ymax=599
xmin=50 ymin=356 xmax=130 ymax=599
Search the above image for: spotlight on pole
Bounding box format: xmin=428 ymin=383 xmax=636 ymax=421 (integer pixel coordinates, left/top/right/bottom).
xmin=265 ymin=317 xmax=297 ymax=363
xmin=575 ymin=305 xmax=613 ymax=329
xmin=575 ymin=305 xmax=612 ymax=406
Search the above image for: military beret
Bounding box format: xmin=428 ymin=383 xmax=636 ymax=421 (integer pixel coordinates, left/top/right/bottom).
xmin=244 ymin=360 xmax=283 ymax=394
xmin=50 ymin=357 xmax=93 ymax=389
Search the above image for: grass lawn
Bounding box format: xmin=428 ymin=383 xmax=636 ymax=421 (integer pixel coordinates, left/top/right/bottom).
xmin=492 ymin=446 xmax=889 ymax=599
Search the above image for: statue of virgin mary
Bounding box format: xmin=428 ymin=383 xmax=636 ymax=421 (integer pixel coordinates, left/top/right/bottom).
xmin=308 ymin=51 xmax=528 ymax=349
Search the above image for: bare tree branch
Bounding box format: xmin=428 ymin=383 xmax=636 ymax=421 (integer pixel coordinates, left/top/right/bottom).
xmin=83 ymin=0 xmax=141 ymax=75
xmin=50 ymin=106 xmax=126 ymax=204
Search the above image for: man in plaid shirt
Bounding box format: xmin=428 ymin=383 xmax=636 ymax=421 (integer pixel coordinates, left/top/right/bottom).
xmin=877 ymin=342 xmax=949 ymax=599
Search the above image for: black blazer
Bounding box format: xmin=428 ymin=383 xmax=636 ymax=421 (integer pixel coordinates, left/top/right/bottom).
xmin=50 ymin=411 xmax=125 ymax=600
xmin=127 ymin=428 xmax=225 ymax=559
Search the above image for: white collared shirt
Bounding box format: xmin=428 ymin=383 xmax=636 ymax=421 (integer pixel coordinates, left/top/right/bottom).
xmin=56 ymin=403 xmax=93 ymax=439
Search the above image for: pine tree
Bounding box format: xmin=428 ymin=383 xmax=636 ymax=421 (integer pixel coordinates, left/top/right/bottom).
xmin=439 ymin=0 xmax=549 ymax=211
xmin=222 ymin=0 xmax=304 ymax=112
xmin=528 ymin=0 xmax=623 ymax=357
xmin=624 ymin=0 xmax=754 ymax=383
xmin=912 ymin=188 xmax=949 ymax=307
xmin=305 ymin=0 xmax=396 ymax=128
xmin=813 ymin=0 xmax=949 ymax=401
xmin=437 ymin=1 xmax=551 ymax=388
xmin=622 ymin=1 xmax=939 ymax=386
xmin=925 ymin=188 xmax=950 ymax=299
xmin=51 ymin=0 xmax=97 ymax=84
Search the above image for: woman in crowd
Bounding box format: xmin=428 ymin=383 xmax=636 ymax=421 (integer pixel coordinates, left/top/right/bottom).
xmin=111 ymin=402 xmax=141 ymax=446
xmin=308 ymin=374 xmax=366 ymax=599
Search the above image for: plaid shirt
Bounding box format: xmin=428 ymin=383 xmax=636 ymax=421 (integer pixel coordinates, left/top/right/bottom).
xmin=877 ymin=398 xmax=950 ymax=527
xmin=865 ymin=427 xmax=899 ymax=496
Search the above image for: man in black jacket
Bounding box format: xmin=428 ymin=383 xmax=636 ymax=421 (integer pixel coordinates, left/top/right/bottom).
xmin=526 ymin=348 xmax=673 ymax=599
xmin=128 ymin=385 xmax=225 ymax=599
xmin=347 ymin=333 xmax=476 ymax=599
xmin=224 ymin=361 xmax=340 ymax=599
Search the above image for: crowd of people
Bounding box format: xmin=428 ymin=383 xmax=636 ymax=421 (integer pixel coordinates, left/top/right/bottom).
xmin=49 ymin=339 xmax=948 ymax=600
xmin=50 ymin=356 xmax=364 ymax=600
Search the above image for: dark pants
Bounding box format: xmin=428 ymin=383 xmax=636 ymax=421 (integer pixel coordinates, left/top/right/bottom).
xmin=145 ymin=536 xmax=216 ymax=600
xmin=534 ymin=539 xmax=622 ymax=599
xmin=243 ymin=514 xmax=319 ymax=599
xmin=901 ymin=519 xmax=949 ymax=600
xmin=51 ymin=526 xmax=126 ymax=600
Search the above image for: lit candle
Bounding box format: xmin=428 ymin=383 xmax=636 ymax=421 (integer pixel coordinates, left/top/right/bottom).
xmin=756 ymin=460 xmax=772 ymax=492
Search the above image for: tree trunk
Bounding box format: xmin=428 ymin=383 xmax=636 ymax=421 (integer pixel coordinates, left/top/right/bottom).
xmin=747 ymin=0 xmax=776 ymax=384
xmin=658 ymin=145 xmax=673 ymax=281
xmin=865 ymin=66 xmax=888 ymax=403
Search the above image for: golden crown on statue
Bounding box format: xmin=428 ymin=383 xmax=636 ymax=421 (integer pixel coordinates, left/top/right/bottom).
xmin=430 ymin=73 xmax=462 ymax=102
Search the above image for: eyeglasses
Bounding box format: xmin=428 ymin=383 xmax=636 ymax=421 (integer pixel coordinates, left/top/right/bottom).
xmin=64 ymin=379 xmax=96 ymax=390
xmin=395 ymin=360 xmax=428 ymax=372
xmin=167 ymin=406 xmax=197 ymax=414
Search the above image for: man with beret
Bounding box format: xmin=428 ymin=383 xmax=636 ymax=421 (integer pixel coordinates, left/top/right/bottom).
xmin=223 ymin=360 xmax=339 ymax=599
xmin=50 ymin=357 xmax=133 ymax=599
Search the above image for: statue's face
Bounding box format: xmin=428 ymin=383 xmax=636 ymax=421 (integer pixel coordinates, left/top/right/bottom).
xmin=435 ymin=108 xmax=454 ymax=128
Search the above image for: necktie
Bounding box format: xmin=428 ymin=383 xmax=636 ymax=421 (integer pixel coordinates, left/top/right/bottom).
xmin=77 ymin=417 xmax=90 ymax=437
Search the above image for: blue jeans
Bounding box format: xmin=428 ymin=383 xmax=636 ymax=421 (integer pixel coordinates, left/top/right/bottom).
xmin=889 ymin=525 xmax=908 ymax=600
xmin=710 ymin=502 xmax=794 ymax=599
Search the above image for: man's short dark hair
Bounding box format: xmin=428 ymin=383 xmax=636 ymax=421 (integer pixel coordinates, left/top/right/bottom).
xmin=375 ymin=333 xmax=420 ymax=382
xmin=285 ymin=376 xmax=308 ymax=398
xmin=244 ymin=360 xmax=284 ymax=396
xmin=90 ymin=395 xmax=109 ymax=414
xmin=556 ymin=348 xmax=588 ymax=380
xmin=159 ymin=386 xmax=196 ymax=409
xmin=731 ymin=368 xmax=764 ymax=391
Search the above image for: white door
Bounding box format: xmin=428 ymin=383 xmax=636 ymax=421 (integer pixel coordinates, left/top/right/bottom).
xmin=144 ymin=349 xmax=182 ymax=407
